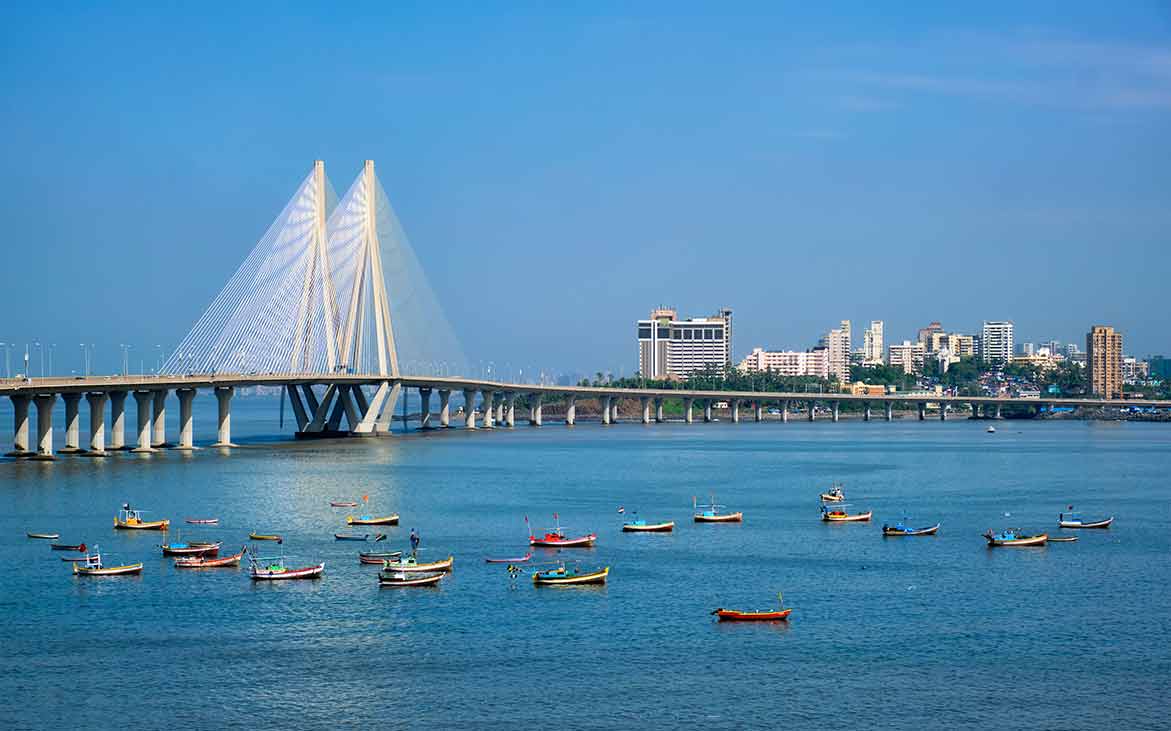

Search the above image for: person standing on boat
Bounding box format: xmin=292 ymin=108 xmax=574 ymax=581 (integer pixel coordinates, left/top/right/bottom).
xmin=409 ymin=528 xmax=420 ymax=557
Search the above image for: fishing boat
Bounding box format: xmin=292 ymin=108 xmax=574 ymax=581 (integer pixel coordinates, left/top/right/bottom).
xmin=379 ymin=570 xmax=445 ymax=587
xmin=72 ymin=547 xmax=143 ymax=577
xmin=819 ymin=484 xmax=846 ymax=502
xmin=249 ymin=532 xmax=283 ymax=542
xmin=622 ymin=518 xmax=675 ymax=532
xmin=185 ymin=518 xmax=219 ymax=525
xmin=984 ymin=529 xmax=1048 ymax=547
xmin=713 ymin=592 xmax=791 ymax=621
xmin=60 ymin=555 xmax=90 ymax=563
xmin=334 ymin=533 xmax=372 ymax=541
xmin=987 ymin=426 xmax=996 ymax=433
xmin=114 ymin=505 xmax=170 ymax=531
xmin=248 ymin=554 xmax=325 ymax=580
xmin=821 ymin=504 xmax=872 ymax=522
xmin=882 ymin=519 xmax=940 ymax=536
xmin=160 ymin=539 xmax=222 ymax=556
xmin=527 ymin=514 xmax=597 ymax=547
xmin=330 ymin=501 xmax=359 ymax=508
xmin=346 ymin=514 xmax=399 ymax=526
xmin=531 ymin=563 xmax=609 ymax=586
xmin=1057 ymin=508 xmax=1113 ymax=529
xmin=1048 ymin=535 xmax=1079 ymax=543
xmin=359 ymin=551 xmax=403 ymax=565
xmin=484 ymin=552 xmax=533 ymax=564
xmin=51 ymin=542 xmax=87 ymax=552
xmin=380 ymin=555 xmax=454 ymax=573
xmin=693 ymin=496 xmax=743 ymax=523
xmin=27 ymin=532 xmax=59 ymax=540
xmin=175 ymin=546 xmax=247 ymax=568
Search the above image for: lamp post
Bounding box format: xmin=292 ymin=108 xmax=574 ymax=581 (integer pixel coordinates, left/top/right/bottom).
xmin=49 ymin=343 xmax=56 ymax=376
xmin=120 ymin=344 xmax=131 ymax=377
xmin=0 ymin=342 xmax=8 ymax=378
xmin=34 ymin=341 xmax=43 ymax=377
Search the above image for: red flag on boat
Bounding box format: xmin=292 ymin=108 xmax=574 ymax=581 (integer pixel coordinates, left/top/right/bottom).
xmin=363 ymin=495 xmax=369 ymax=502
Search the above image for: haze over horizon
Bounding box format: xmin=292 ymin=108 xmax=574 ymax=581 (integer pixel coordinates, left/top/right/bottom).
xmin=2 ymin=2 xmax=1169 ymax=378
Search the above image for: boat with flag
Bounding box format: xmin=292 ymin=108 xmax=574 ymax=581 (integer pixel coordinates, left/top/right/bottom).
xmin=72 ymin=546 xmax=143 ymax=577
xmin=821 ymin=504 xmax=872 ymax=523
xmin=345 ymin=494 xmax=399 ymax=526
xmin=713 ymin=592 xmax=792 ymax=622
xmin=531 ymin=561 xmax=609 ymax=586
xmin=527 ymin=514 xmax=597 ymax=547
xmin=882 ymin=518 xmax=940 ymax=536
xmin=114 ymin=504 xmax=170 ymax=531
xmin=248 ymin=553 xmax=325 ymax=580
xmin=1058 ymin=506 xmax=1113 ymax=529
xmin=693 ymin=495 xmax=743 ymax=523
xmin=175 ymin=546 xmax=247 ymax=568
xmin=51 ymin=542 xmax=87 ymax=552
xmin=984 ymin=529 xmax=1047 ymax=547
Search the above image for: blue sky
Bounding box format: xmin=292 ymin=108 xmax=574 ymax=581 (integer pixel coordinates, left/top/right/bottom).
xmin=1 ymin=2 xmax=1169 ymax=377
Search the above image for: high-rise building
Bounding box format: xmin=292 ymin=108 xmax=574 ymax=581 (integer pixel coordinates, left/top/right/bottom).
xmin=862 ymin=320 xmax=884 ymax=365
xmin=1086 ymin=325 xmax=1123 ymax=398
xmin=1018 ymin=342 xmax=1036 ymax=356
xmin=917 ymin=322 xmax=944 ymax=350
xmin=820 ymin=320 xmax=851 ymax=383
xmin=637 ymin=307 xmax=733 ymax=379
xmin=980 ymin=321 xmax=1015 ymax=363
xmin=738 ymin=347 xmax=829 ymax=378
xmin=889 ymin=340 xmax=926 ymax=375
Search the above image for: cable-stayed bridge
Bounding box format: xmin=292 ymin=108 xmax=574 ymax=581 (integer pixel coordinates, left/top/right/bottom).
xmin=2 ymin=162 xmax=1168 ymax=460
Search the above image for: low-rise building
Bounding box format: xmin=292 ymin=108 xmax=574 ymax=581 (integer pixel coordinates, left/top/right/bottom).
xmin=738 ymin=346 xmax=829 ymax=378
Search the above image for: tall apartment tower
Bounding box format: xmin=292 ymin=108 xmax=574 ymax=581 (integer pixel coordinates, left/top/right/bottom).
xmin=1086 ymin=325 xmax=1123 ymax=399
xmin=863 ymin=320 xmax=884 ymax=364
xmin=637 ymin=307 xmax=733 ymax=379
xmin=820 ymin=320 xmax=852 ymax=383
xmin=980 ymin=321 xmax=1015 ymax=363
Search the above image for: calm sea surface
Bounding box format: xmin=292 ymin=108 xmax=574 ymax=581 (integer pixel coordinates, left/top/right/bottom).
xmin=1 ymin=397 xmax=1169 ymax=730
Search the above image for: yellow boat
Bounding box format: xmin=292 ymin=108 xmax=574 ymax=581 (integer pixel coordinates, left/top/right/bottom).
xmin=114 ymin=505 xmax=169 ymax=531
xmin=249 ymin=532 xmax=283 ymax=542
xmin=72 ymin=547 xmax=144 ymax=576
xmin=380 ymin=555 xmax=453 ymax=573
xmin=532 ymin=564 xmax=609 ymax=586
xmin=347 ymin=514 xmax=400 ymax=526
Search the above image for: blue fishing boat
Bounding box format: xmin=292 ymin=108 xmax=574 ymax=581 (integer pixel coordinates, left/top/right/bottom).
xmin=882 ymin=518 xmax=940 ymax=536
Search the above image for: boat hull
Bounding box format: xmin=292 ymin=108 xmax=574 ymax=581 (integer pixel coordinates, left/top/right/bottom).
xmin=1048 ymin=536 xmax=1079 ymax=543
xmin=249 ymin=563 xmax=325 ymax=580
xmin=51 ymin=543 xmax=87 ymax=552
xmin=359 ymin=552 xmax=403 ymax=565
xmin=175 ymin=548 xmax=247 ymax=568
xmin=694 ymin=513 xmax=743 ymax=523
xmin=715 ymin=608 xmax=792 ymax=622
xmin=346 ymin=514 xmax=399 ymax=526
xmin=73 ymin=562 xmax=144 ymax=576
xmin=530 ymin=534 xmax=597 ymax=547
xmin=883 ymin=524 xmax=940 ymax=536
xmin=379 ymin=571 xmax=445 ymax=587
xmin=484 ymin=553 xmax=532 ymax=563
xmin=185 ymin=519 xmax=219 ymax=525
xmin=249 ymin=533 xmax=283 ymax=542
xmin=380 ymin=556 xmax=454 ymax=574
xmin=334 ymin=534 xmax=370 ymax=541
xmin=1058 ymin=517 xmax=1113 ymax=529
xmin=27 ymin=533 xmax=59 ymax=540
xmin=532 ymin=567 xmax=609 ymax=585
xmin=331 ymin=501 xmax=359 ymax=508
xmin=822 ymin=512 xmax=872 ymax=522
xmin=622 ymin=521 xmax=674 ymax=532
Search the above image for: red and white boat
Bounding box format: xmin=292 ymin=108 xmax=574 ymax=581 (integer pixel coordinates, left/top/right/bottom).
xmin=527 ymin=514 xmax=596 ymax=548
xmin=175 ymin=546 xmax=247 ymax=568
xmin=160 ymin=537 xmax=222 ymax=556
xmin=249 ymin=555 xmax=325 ymax=580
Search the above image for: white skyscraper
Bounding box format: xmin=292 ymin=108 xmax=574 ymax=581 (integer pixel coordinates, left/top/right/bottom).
xmin=863 ymin=320 xmax=884 ymax=364
xmin=980 ymin=321 xmax=1015 ymax=363
xmin=820 ymin=320 xmax=852 ymax=383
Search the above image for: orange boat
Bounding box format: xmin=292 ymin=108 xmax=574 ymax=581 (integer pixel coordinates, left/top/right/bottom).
xmin=713 ymin=608 xmax=793 ymax=622
xmin=820 ymin=504 xmax=871 ymax=523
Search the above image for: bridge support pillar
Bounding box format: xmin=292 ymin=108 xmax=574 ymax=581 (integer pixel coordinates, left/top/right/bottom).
xmin=495 ymin=399 xmax=504 ymax=424
xmin=482 ymin=391 xmax=495 ymax=429
xmin=8 ymin=395 xmax=31 ymax=456
xmin=564 ymin=395 xmax=575 ymax=426
xmin=939 ymin=404 xmax=947 ymax=421
xmin=754 ymin=402 xmax=763 ymax=422
xmin=863 ymin=402 xmax=871 ymax=421
xmin=654 ymin=398 xmax=664 ymax=423
xmin=176 ymin=388 xmax=197 ymax=450
xmin=33 ymin=394 xmax=57 ymax=460
xmin=506 ymin=393 xmax=517 ymax=427
xmin=782 ymin=400 xmax=790 ymax=422
xmin=808 ymin=401 xmax=816 ymax=421
xmin=601 ymin=395 xmax=612 ymax=425
xmin=832 ymin=402 xmax=840 ymax=422
xmin=994 ymin=403 xmax=1002 ymax=419
xmin=609 ymin=397 xmax=620 ymax=424
xmin=970 ymin=402 xmax=980 ymax=419
xmin=530 ymin=394 xmax=543 ymax=426
xmin=152 ymin=389 xmax=171 ymax=448
xmin=731 ymin=400 xmax=740 ymax=423
xmin=885 ymin=402 xmax=893 ymax=422
xmin=640 ymin=397 xmax=650 ymax=424
xmin=419 ymin=388 xmax=432 ymax=429
xmin=108 ymin=391 xmax=127 ymax=450
xmin=703 ymin=400 xmax=713 ymax=423
xmin=918 ymin=402 xmax=926 ymax=420
xmin=60 ymin=393 xmax=83 ymax=453
xmin=462 ymin=389 xmax=477 ymax=429
xmin=683 ymin=398 xmax=694 ymax=424
xmin=286 ymin=386 xmax=309 ymax=431
xmin=213 ymin=386 xmax=235 ymax=447
xmin=132 ymin=391 xmax=155 ymax=453
xmin=85 ymin=392 xmax=108 ymax=455
xmin=439 ymin=390 xmax=451 ymax=427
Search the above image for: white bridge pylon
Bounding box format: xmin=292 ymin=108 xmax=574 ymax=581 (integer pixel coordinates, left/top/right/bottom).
xmin=164 ymin=160 xmax=405 ymax=435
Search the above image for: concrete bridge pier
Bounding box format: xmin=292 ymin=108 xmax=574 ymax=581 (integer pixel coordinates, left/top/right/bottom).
xmin=970 ymin=402 xmax=981 ymax=419
xmin=832 ymin=402 xmax=840 ymax=422
xmin=495 ymin=398 xmax=504 ymax=424
xmin=782 ymin=400 xmax=790 ymax=423
xmin=994 ymin=403 xmax=1003 ymax=419
xmin=439 ymin=389 xmax=451 ymax=427
xmin=7 ymin=394 xmax=31 ymax=456
xmin=808 ymin=400 xmax=816 ymax=421
xmin=555 ymin=394 xmax=565 ymax=426
xmin=609 ymin=397 xmax=620 ymax=424
xmin=33 ymin=394 xmax=57 ymax=460
xmin=176 ymin=388 xmax=197 ymax=450
xmin=213 ymin=386 xmax=236 ymax=446
xmin=418 ymin=388 xmax=432 ymax=428
xmin=885 ymin=402 xmax=894 ymax=422
xmin=918 ymin=402 xmax=926 ymax=420
xmin=863 ymin=402 xmax=871 ymax=421
xmin=60 ymin=393 xmax=84 ymax=453
xmin=601 ymin=395 xmax=613 ymax=425
xmin=85 ymin=392 xmax=108 ymax=456
xmin=529 ymin=394 xmax=543 ymax=426
xmin=132 ymin=391 xmax=155 ymax=453
xmin=654 ymin=398 xmax=664 ymax=423
xmin=940 ymin=404 xmax=947 ymax=421
xmin=109 ymin=391 xmax=127 ymax=450
xmin=462 ymin=389 xmax=477 ymax=429
xmin=703 ymin=400 xmax=713 ymax=423
xmin=640 ymin=397 xmax=650 ymax=424
xmin=754 ymin=402 xmax=763 ymax=422
xmin=152 ymin=389 xmax=171 ymax=448
xmin=684 ymin=398 xmax=694 ymax=423
xmin=731 ymin=400 xmax=740 ymax=423
xmin=482 ymin=391 xmax=495 ymax=429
